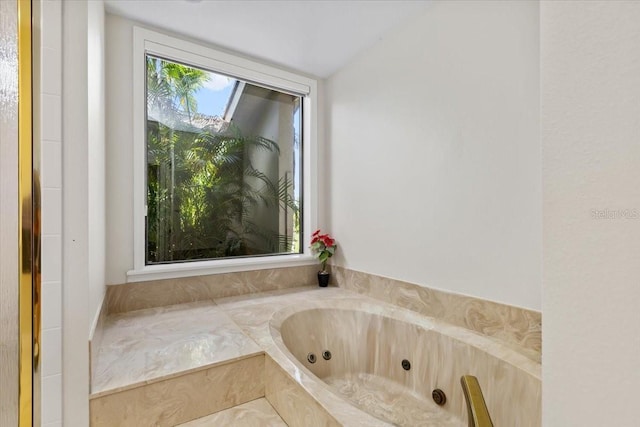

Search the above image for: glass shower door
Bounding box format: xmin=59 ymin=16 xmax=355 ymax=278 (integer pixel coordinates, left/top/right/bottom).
xmin=0 ymin=0 xmax=21 ymax=425
xmin=1 ymin=0 xmax=36 ymax=425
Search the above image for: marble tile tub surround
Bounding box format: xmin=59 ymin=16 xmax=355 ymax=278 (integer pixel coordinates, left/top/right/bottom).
xmin=274 ymin=302 xmax=541 ymax=426
xmin=90 ymin=286 xmax=540 ymax=426
xmin=106 ymin=264 xmax=318 ymax=314
xmin=90 ymin=287 xmax=340 ymax=426
xmin=90 ymin=355 xmax=265 ymax=426
xmin=265 ymin=356 xmax=341 ymax=427
xmin=102 ymin=264 xmax=540 ymax=363
xmin=332 ymin=267 xmax=542 ymax=362
xmin=219 ymin=287 xmax=540 ymax=426
xmin=90 ymin=301 xmax=266 ymax=426
xmin=89 ymin=297 xmax=108 ymax=392
xmin=177 ymin=398 xmax=287 ymax=427
xmin=92 ymin=301 xmax=261 ymax=395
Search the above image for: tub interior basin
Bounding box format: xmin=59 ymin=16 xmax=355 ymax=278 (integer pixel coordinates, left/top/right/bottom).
xmin=275 ymin=306 xmax=541 ymax=427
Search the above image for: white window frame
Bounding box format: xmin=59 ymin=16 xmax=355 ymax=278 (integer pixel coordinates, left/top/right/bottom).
xmin=127 ymin=27 xmax=318 ymax=282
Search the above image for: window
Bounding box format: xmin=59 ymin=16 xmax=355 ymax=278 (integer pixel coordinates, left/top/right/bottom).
xmin=130 ymin=28 xmax=317 ymax=280
xmin=146 ymin=56 xmax=303 ymax=263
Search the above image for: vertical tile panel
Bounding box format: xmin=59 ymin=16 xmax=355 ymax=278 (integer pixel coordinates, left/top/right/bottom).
xmin=41 ymin=188 xmax=61 ymax=235
xmin=40 ymin=0 xmax=63 ymax=425
xmin=41 ymin=235 xmax=62 ymax=282
xmin=41 ymin=0 xmax=61 ymax=50
xmin=41 ymin=141 xmax=61 ymax=188
xmin=41 ymin=328 xmax=62 ymax=377
xmin=41 ymin=93 xmax=61 ymax=141
xmin=41 ymin=46 xmax=61 ymax=96
xmin=41 ymin=374 xmax=62 ymax=424
xmin=41 ymin=282 xmax=62 ymax=329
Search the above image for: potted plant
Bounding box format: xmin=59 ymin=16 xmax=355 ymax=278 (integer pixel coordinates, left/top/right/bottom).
xmin=310 ymin=229 xmax=337 ymax=287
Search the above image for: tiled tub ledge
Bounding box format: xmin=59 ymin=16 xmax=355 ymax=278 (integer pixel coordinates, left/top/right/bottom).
xmin=101 ymin=265 xmax=541 ymax=363
xmin=89 ymin=301 xmax=267 ymax=426
xmin=90 ymin=286 xmax=541 ymax=426
xmin=332 ymin=267 xmax=542 ymax=363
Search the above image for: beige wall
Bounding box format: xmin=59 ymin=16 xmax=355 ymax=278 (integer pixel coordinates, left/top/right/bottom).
xmin=325 ymin=1 xmax=541 ymax=310
xmin=541 ymin=2 xmax=640 ymax=425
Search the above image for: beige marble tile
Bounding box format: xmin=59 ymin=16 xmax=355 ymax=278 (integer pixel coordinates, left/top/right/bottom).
xmin=92 ymin=301 xmax=261 ymax=395
xmin=265 ymin=355 xmax=341 ymax=427
xmin=324 ymin=373 xmax=462 ymax=426
xmin=271 ymin=300 xmax=540 ymax=427
xmin=177 ymin=398 xmax=287 ymax=427
xmin=214 ymin=285 xmax=319 ymax=306
xmin=332 ymin=266 xmax=542 ymax=362
xmin=107 ymin=275 xmax=212 ymax=314
xmin=212 ymin=286 xmax=540 ymax=426
xmin=90 ymin=355 xmax=265 ymax=427
xmin=219 ymin=288 xmax=408 ymax=426
xmin=216 ymin=286 xmax=363 ymax=348
xmin=94 ymin=280 xmax=541 ymax=426
xmin=204 ymin=264 xmax=318 ymax=299
xmin=107 ymin=265 xmax=318 ymax=314
xmin=89 ymin=296 xmax=108 ymax=391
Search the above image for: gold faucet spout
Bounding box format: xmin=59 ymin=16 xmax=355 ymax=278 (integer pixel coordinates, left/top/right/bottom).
xmin=460 ymin=375 xmax=494 ymax=427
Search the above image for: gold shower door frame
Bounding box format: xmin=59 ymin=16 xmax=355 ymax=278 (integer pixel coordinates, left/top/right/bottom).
xmin=18 ymin=0 xmax=40 ymax=425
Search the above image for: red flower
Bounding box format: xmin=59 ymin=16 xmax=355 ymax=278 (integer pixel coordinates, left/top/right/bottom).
xmin=310 ymin=229 xmax=337 ymax=270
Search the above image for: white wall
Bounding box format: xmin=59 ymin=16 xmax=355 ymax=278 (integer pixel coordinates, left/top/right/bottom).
xmin=37 ymin=1 xmax=64 ymax=425
xmin=61 ymin=0 xmax=106 ymax=425
xmin=541 ymin=2 xmax=640 ymax=425
xmin=87 ymin=0 xmax=107 ymax=333
xmin=325 ymin=1 xmax=541 ymax=310
xmin=105 ymin=14 xmax=323 ymax=284
xmin=105 ymin=13 xmax=134 ymax=285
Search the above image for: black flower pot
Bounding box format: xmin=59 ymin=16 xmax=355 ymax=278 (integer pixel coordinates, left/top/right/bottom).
xmin=317 ymin=271 xmax=330 ymax=287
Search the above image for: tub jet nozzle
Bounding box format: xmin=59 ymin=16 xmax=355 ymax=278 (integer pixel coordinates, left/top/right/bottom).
xmin=432 ymin=389 xmax=447 ymax=406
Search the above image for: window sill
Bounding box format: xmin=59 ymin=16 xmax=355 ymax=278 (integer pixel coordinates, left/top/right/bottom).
xmin=126 ymin=254 xmax=317 ymax=283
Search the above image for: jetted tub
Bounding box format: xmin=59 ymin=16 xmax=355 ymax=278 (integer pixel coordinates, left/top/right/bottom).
xmin=269 ymin=300 xmax=541 ymax=426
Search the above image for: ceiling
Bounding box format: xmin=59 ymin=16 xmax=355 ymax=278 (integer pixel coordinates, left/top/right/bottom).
xmin=104 ymin=0 xmax=431 ymax=78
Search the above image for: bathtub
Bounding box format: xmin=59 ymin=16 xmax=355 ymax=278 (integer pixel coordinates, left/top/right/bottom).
xmin=269 ymin=300 xmax=541 ymax=426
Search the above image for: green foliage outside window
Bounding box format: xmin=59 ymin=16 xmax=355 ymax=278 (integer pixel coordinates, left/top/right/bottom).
xmin=145 ymin=56 xmax=300 ymax=263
